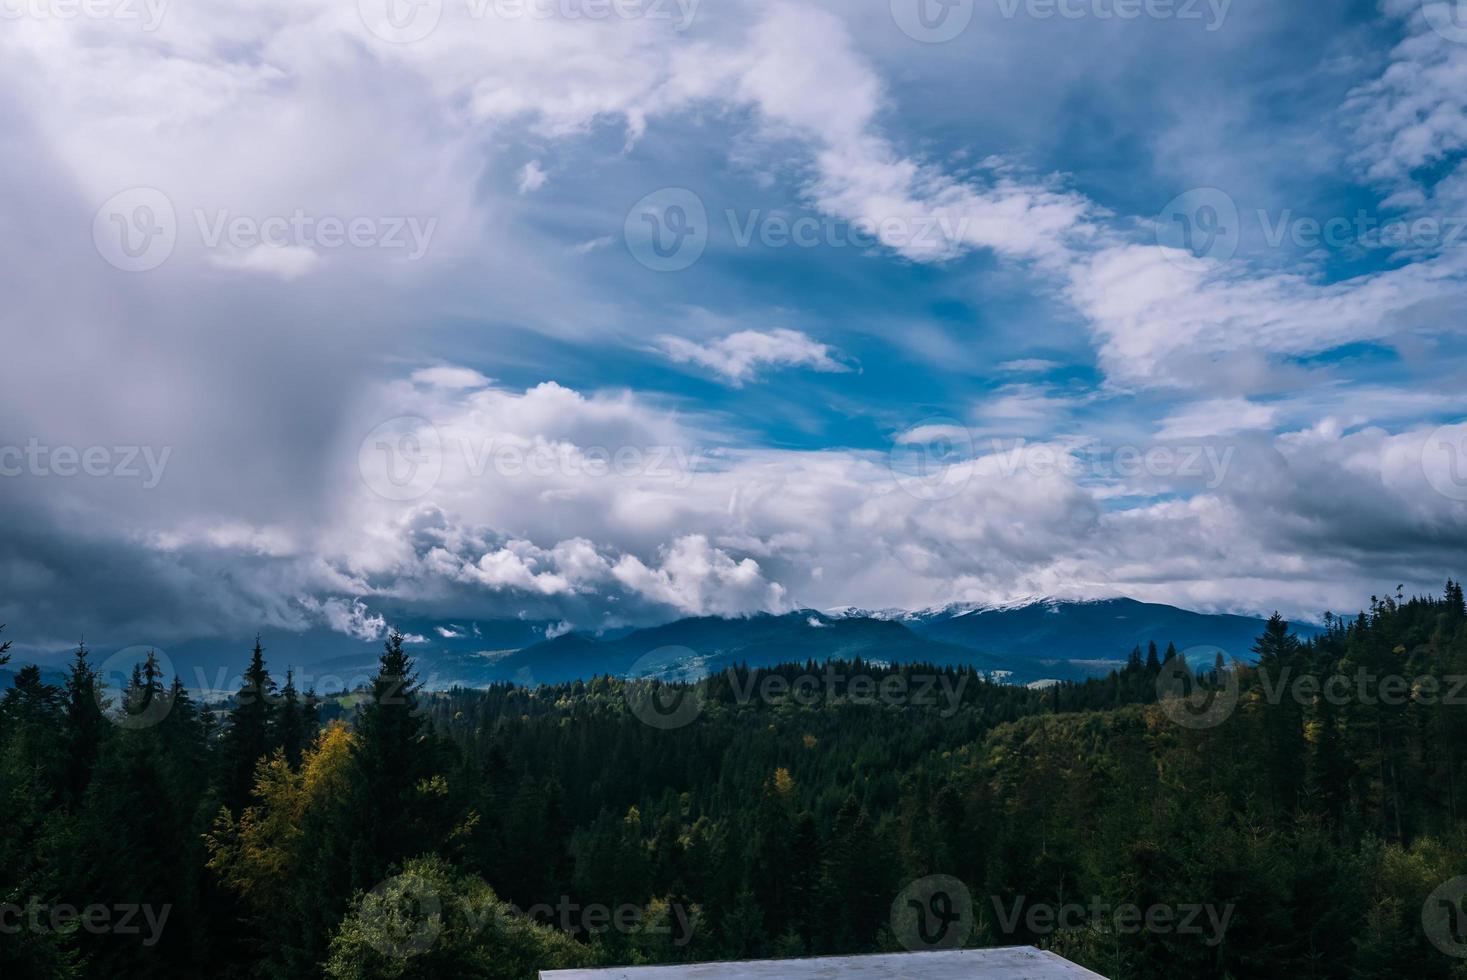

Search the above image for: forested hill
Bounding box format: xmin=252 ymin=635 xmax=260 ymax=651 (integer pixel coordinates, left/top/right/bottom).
xmin=2 ymin=583 xmax=1466 ymax=979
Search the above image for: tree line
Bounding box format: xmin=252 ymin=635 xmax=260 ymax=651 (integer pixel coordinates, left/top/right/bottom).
xmin=2 ymin=582 xmax=1467 ymax=978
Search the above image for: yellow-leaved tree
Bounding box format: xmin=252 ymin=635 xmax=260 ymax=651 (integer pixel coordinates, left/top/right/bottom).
xmin=207 ymin=722 xmax=356 ymax=899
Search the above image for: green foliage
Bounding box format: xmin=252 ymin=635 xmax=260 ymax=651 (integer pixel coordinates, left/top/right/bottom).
xmin=3 ymin=583 xmax=1467 ymax=978
xmin=322 ymin=856 xmax=592 ymax=980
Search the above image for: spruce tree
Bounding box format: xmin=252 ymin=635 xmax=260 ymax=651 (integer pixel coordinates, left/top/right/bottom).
xmin=348 ymin=630 xmax=436 ymax=889
xmin=1253 ymin=614 xmax=1306 ymax=818
xmin=220 ymin=637 xmax=278 ymax=813
xmin=279 ymin=668 xmax=304 ymax=769
xmin=63 ymin=641 xmax=107 ymax=809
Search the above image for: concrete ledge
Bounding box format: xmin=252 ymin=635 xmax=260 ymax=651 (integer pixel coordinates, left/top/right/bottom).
xmin=542 ymin=946 xmax=1108 ymax=978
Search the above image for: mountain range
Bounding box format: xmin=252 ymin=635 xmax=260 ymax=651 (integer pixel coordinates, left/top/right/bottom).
xmin=4 ymin=597 xmax=1320 ymax=694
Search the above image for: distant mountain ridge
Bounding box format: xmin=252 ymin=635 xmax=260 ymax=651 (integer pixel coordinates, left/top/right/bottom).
xmin=481 ymin=611 xmax=1029 ymax=687
xmin=471 ymin=596 xmax=1317 ymax=688
xmin=886 ymin=595 xmax=1319 ymax=670
xmin=2 ymin=596 xmax=1320 ymax=692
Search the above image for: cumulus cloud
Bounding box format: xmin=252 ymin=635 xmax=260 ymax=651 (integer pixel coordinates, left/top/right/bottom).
xmin=299 ymin=596 xmax=388 ymax=642
xmin=3 ymin=0 xmax=1466 ymax=654
xmin=611 ymin=535 xmax=788 ymax=616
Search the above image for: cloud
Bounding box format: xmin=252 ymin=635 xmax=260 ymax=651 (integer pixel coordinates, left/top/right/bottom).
xmin=611 ymin=535 xmax=789 ymax=616
xmin=659 ymin=328 xmax=849 ymax=385
xmin=4 ymin=0 xmax=1467 ymax=654
xmin=4 ymin=363 xmax=1467 ymax=645
xmin=517 ymin=160 xmax=549 ymax=194
xmin=1155 ymin=398 xmax=1277 ymax=440
xmin=298 ymin=596 xmax=387 ymax=642
xmin=1064 ymin=241 xmax=1467 ymax=390
xmin=1345 ymin=20 xmax=1467 ymax=204
xmin=209 ymin=244 xmax=322 ymax=280
xmin=412 ymin=366 xmax=493 ymax=390
xmin=998 ymin=359 xmax=1063 ymax=374
xmin=570 ymin=236 xmax=615 ymax=255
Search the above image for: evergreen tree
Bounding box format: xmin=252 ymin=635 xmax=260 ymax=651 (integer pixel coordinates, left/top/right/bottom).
xmin=348 ymin=630 xmax=439 ymax=890
xmin=1254 ymin=613 xmax=1306 ymax=818
xmin=279 ymin=668 xmax=304 ymax=770
xmin=63 ymin=640 xmax=107 ymax=809
xmin=220 ymin=638 xmax=278 ymax=813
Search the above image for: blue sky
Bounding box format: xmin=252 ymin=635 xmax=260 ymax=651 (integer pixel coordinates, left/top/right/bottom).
xmin=2 ymin=0 xmax=1466 ymax=652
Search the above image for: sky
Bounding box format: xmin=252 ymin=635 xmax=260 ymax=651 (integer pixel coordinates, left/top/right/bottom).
xmin=2 ymin=0 xmax=1467 ymax=653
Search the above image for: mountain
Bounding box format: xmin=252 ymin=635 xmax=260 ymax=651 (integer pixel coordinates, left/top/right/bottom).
xmin=1 ymin=597 xmax=1318 ymax=693
xmin=858 ymin=596 xmax=1321 ymax=670
xmin=483 ymin=612 xmax=1033 ymax=686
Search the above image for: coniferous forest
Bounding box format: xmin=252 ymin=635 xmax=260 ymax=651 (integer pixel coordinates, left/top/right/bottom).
xmin=4 ymin=584 xmax=1467 ymax=979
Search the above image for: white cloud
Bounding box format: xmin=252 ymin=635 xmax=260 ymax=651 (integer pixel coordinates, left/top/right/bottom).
xmin=299 ymin=596 xmax=387 ymax=642
xmin=321 ymin=371 xmax=1467 ymax=624
xmin=209 ymin=244 xmax=322 ymax=280
xmin=570 ymin=236 xmax=615 ymax=255
xmin=611 ymin=535 xmax=789 ymax=617
xmin=998 ymin=359 xmax=1063 ymax=374
xmin=412 ymin=366 xmax=493 ymax=390
xmin=659 ymin=328 xmax=848 ymax=385
xmin=1155 ymin=398 xmax=1277 ymax=440
xmin=4 ymin=0 xmax=1466 ymax=648
xmin=517 ymin=160 xmax=549 ymax=194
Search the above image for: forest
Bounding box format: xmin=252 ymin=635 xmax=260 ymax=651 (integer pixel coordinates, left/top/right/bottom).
xmin=3 ymin=582 xmax=1467 ymax=979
